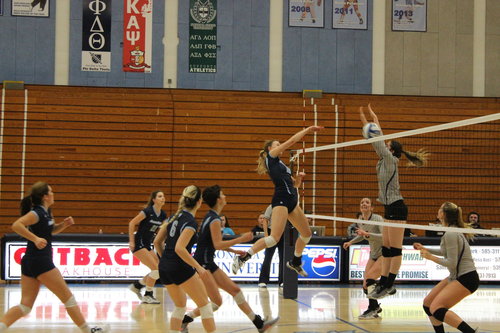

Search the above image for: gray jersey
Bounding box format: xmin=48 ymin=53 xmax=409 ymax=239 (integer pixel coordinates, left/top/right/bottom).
xmin=372 ymin=135 xmax=403 ymax=205
xmin=349 ymin=213 xmax=383 ymax=260
xmin=263 ymin=204 xmax=273 ymax=228
xmin=427 ymin=232 xmax=477 ymax=281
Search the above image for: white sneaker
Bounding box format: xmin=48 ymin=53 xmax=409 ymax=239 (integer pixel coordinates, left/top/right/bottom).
xmin=141 ymin=294 xmax=160 ymax=304
xmin=358 ymin=308 xmax=380 ymax=320
xmin=231 ymin=255 xmax=248 ymax=274
xmin=128 ymin=283 xmax=143 ymax=301
xmin=258 ymin=283 xmax=267 ymax=288
xmin=286 ymin=260 xmax=308 ymax=277
xmin=90 ymin=324 xmax=110 ymax=333
xmin=258 ymin=316 xmax=280 ymax=332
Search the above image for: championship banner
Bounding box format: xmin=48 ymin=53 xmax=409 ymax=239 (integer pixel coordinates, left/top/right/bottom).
xmin=123 ymin=0 xmax=152 ymax=72
xmin=288 ymin=0 xmax=325 ymax=28
xmin=82 ymin=0 xmax=112 ymax=72
xmin=11 ymin=0 xmax=49 ymax=17
xmin=348 ymin=244 xmax=500 ymax=282
xmin=189 ymin=0 xmax=217 ymax=73
xmin=392 ymin=0 xmax=427 ymax=32
xmin=332 ymin=0 xmax=367 ymax=30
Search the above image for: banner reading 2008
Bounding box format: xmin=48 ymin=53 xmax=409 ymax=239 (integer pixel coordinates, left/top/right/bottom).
xmin=123 ymin=0 xmax=153 ymax=72
xmin=189 ymin=0 xmax=217 ymax=73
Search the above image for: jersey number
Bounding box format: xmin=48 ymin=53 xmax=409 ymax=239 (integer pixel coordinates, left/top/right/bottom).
xmin=169 ymin=221 xmax=178 ymax=238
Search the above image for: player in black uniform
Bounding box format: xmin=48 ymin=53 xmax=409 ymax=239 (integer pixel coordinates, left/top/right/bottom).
xmin=128 ymin=191 xmax=167 ymax=304
xmin=153 ymin=185 xmax=215 ymax=333
xmin=181 ymin=185 xmax=279 ymax=332
xmin=0 ymin=182 xmax=107 ymax=333
xmin=232 ymin=125 xmax=323 ymax=276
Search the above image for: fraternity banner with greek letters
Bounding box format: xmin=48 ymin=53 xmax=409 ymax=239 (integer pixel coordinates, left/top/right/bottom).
xmin=82 ymin=0 xmax=112 ymax=72
xmin=189 ymin=0 xmax=217 ymax=73
xmin=123 ymin=0 xmax=152 ymax=72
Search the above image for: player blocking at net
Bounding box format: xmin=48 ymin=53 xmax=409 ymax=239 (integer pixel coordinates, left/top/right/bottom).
xmin=232 ymin=125 xmax=324 ymax=276
xmin=359 ymin=104 xmax=429 ymax=299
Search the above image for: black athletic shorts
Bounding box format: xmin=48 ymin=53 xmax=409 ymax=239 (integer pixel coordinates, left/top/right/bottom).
xmin=159 ymin=262 xmax=196 ymax=285
xmin=384 ymin=200 xmax=408 ymax=221
xmin=133 ymin=238 xmax=152 ymax=253
xmin=457 ymin=270 xmax=480 ymax=293
xmin=272 ymin=190 xmax=298 ymax=213
xmin=200 ymin=261 xmax=220 ymax=274
xmin=21 ymin=255 xmax=56 ymax=278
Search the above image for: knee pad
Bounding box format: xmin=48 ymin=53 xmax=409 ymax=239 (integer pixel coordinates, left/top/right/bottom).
xmin=382 ymin=246 xmax=391 ymax=258
xmin=433 ymin=307 xmax=448 ymax=322
xmin=148 ymin=270 xmax=160 ymax=280
xmin=264 ymin=236 xmax=277 ymax=248
xmin=199 ymin=303 xmax=213 ymax=319
xmin=64 ymin=295 xmax=78 ymax=308
xmin=233 ymin=291 xmax=246 ymax=305
xmin=17 ymin=304 xmax=31 ymax=315
xmin=299 ymin=234 xmax=311 ymax=244
xmin=211 ymin=302 xmax=220 ymax=312
xmin=423 ymin=305 xmax=433 ymax=317
xmin=171 ymin=306 xmax=185 ymax=320
xmin=390 ymin=247 xmax=402 ymax=257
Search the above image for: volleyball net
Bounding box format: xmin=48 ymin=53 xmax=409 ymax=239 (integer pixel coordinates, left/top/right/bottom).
xmin=292 ymin=101 xmax=500 ymax=237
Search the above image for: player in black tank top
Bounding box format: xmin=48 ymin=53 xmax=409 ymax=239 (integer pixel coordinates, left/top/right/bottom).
xmin=182 ymin=185 xmax=279 ymax=332
xmin=232 ymin=125 xmax=323 ymax=278
xmin=128 ymin=191 xmax=167 ymax=304
xmin=153 ymin=185 xmax=216 ymax=333
xmin=0 ymin=182 xmax=107 ymax=333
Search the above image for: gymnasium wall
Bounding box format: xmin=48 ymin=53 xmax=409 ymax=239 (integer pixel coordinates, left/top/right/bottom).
xmin=485 ymin=0 xmax=500 ymax=97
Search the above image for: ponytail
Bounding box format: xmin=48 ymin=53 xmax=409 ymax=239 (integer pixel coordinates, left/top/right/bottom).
xmin=256 ymin=140 xmax=276 ymax=175
xmin=20 ymin=181 xmax=50 ymax=215
xmin=390 ymin=141 xmax=429 ymax=167
xmin=441 ymin=201 xmax=474 ymax=240
xmin=164 ymin=185 xmax=201 ymax=227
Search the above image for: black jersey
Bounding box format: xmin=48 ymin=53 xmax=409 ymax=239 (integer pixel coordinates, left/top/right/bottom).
xmin=134 ymin=206 xmax=167 ymax=244
xmin=266 ymin=154 xmax=296 ymax=196
xmin=25 ymin=206 xmax=55 ymax=257
xmin=162 ymin=211 xmax=198 ymax=264
xmin=194 ymin=210 xmax=220 ymax=264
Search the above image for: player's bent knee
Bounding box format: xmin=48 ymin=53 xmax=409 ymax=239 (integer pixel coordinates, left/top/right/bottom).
xmin=299 ymin=234 xmax=311 ymax=244
xmin=199 ymin=303 xmax=214 ymax=319
xmin=264 ymin=236 xmax=277 ymax=248
xmin=171 ymin=306 xmax=186 ymax=320
xmin=423 ymin=305 xmax=433 ymax=317
xmin=64 ymin=295 xmax=78 ymax=308
xmin=432 ymin=307 xmax=448 ymax=322
xmin=390 ymin=247 xmax=402 ymax=257
xmin=148 ymin=270 xmax=160 ymax=280
xmin=233 ymin=291 xmax=246 ymax=305
xmin=17 ymin=304 xmax=31 ymax=315
xmin=382 ymin=246 xmax=392 ymax=257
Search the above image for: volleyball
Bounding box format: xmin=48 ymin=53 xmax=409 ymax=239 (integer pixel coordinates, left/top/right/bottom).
xmin=362 ymin=122 xmax=381 ymax=139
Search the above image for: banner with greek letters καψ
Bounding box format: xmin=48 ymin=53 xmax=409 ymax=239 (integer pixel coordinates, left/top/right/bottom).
xmin=123 ymin=0 xmax=153 ymax=73
xmin=189 ymin=0 xmax=217 ymax=73
xmin=82 ymin=0 xmax=112 ymax=72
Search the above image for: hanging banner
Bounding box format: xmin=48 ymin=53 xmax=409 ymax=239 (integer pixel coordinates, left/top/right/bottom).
xmin=288 ymin=0 xmax=325 ymax=28
xmin=123 ymin=0 xmax=152 ymax=73
xmin=0 ymin=0 xmax=4 ymax=16
xmin=11 ymin=0 xmax=49 ymax=17
xmin=392 ymin=0 xmax=427 ymax=32
xmin=82 ymin=0 xmax=112 ymax=72
xmin=189 ymin=0 xmax=217 ymax=73
xmin=332 ymin=0 xmax=367 ymax=30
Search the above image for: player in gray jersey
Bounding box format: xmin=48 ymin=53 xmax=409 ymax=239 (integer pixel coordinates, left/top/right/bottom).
xmin=343 ymin=198 xmax=385 ymax=319
xmin=359 ymin=104 xmax=428 ymax=299
xmin=414 ymin=202 xmax=479 ymax=333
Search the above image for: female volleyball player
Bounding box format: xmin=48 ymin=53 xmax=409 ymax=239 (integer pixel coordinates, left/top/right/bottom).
xmin=414 ymin=202 xmax=479 ymax=333
xmin=128 ymin=191 xmax=167 ymax=304
xmin=153 ymin=185 xmax=215 ymax=333
xmin=0 ymin=182 xmax=107 ymax=333
xmin=232 ymin=125 xmax=323 ymax=276
xmin=359 ymin=104 xmax=428 ymax=299
xmin=181 ymin=185 xmax=279 ymax=332
xmin=343 ymin=197 xmax=384 ymax=319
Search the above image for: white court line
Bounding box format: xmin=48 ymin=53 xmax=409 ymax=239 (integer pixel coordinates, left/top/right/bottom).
xmin=306 ymin=214 xmax=500 ymax=237
xmin=0 ymin=88 xmax=5 ymax=200
xmin=20 ymin=89 xmax=28 ymax=198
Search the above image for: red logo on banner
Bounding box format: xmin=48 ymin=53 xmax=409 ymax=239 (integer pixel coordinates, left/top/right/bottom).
xmin=123 ymin=0 xmax=152 ymax=72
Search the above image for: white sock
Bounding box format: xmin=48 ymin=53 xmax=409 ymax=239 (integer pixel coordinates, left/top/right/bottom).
xmin=248 ymin=248 xmax=255 ymax=256
xmin=78 ymin=323 xmax=89 ymax=332
xmin=245 ymin=311 xmax=256 ymax=321
xmin=146 ymin=286 xmax=154 ymax=292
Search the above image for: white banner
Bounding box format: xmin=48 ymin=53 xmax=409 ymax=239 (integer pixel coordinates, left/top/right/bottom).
xmin=392 ymin=0 xmax=427 ymax=32
xmin=11 ymin=0 xmax=49 ymax=17
xmin=332 ymin=0 xmax=367 ymax=30
xmin=289 ymin=0 xmax=324 ymax=28
xmin=348 ymin=244 xmax=500 ymax=281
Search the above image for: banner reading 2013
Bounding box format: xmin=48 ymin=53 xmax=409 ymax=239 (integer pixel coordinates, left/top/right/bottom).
xmin=123 ymin=0 xmax=153 ymax=72
xmin=189 ymin=0 xmax=217 ymax=73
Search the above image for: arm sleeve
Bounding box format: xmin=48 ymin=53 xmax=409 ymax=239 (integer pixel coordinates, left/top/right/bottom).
xmin=367 ymin=215 xmax=383 ymax=241
xmin=371 ymin=132 xmax=393 ymax=159
xmin=264 ymin=204 xmax=273 ymax=220
xmin=350 ymin=235 xmax=365 ymax=244
xmin=427 ymin=248 xmax=443 ymax=256
xmin=436 ymin=233 xmax=459 ymax=269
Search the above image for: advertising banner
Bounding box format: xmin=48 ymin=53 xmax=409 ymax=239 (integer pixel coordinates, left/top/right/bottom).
xmin=189 ymin=0 xmax=217 ymax=73
xmin=82 ymin=0 xmax=112 ymax=72
xmin=123 ymin=0 xmax=152 ymax=72
xmin=348 ymin=244 xmax=500 ymax=281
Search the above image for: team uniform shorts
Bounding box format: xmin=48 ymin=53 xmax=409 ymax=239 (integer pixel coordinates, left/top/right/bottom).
xmin=457 ymin=270 xmax=480 ymax=293
xmin=272 ymin=190 xmax=298 ymax=213
xmin=133 ymin=237 xmax=152 ymax=253
xmin=384 ymin=200 xmax=408 ymax=221
xmin=21 ymin=255 xmax=56 ymax=278
xmin=200 ymin=261 xmax=220 ymax=274
xmin=159 ymin=261 xmax=196 ymax=285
